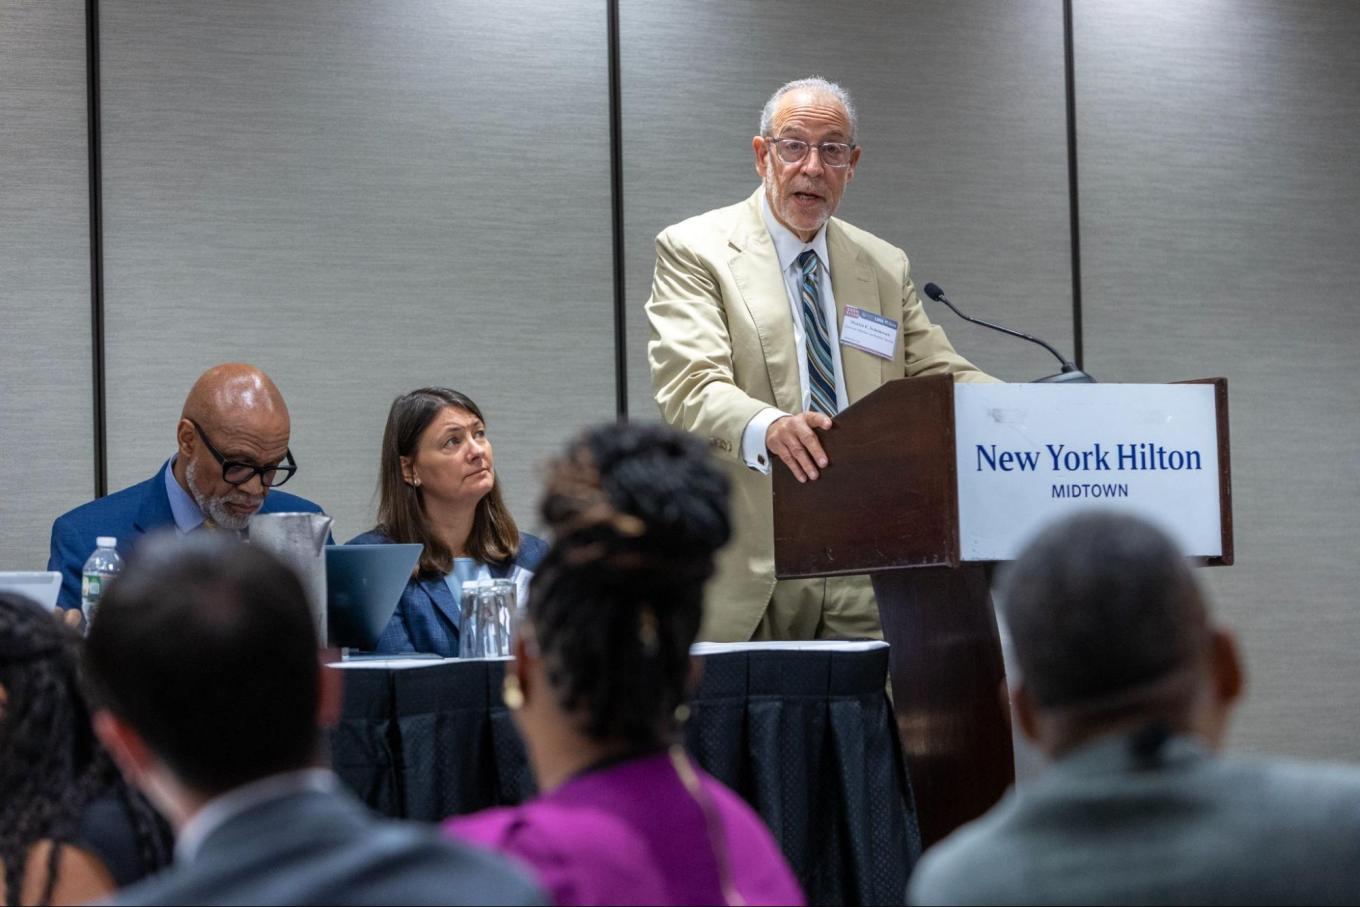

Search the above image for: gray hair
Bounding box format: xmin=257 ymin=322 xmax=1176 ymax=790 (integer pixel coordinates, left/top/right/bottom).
xmin=759 ymin=77 xmax=858 ymax=142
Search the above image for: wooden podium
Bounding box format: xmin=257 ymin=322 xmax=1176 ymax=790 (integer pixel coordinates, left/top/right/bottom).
xmin=772 ymin=374 xmax=1232 ymax=846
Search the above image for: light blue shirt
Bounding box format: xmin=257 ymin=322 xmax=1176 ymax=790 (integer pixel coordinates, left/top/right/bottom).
xmin=442 ymin=557 xmax=483 ymax=613
xmin=163 ymin=456 xmax=207 ymax=533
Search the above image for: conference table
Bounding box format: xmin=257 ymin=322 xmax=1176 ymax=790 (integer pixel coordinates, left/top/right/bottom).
xmin=329 ymin=640 xmax=919 ymax=906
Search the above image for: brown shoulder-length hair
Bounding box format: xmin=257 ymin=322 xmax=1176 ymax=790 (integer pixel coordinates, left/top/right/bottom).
xmin=375 ymin=388 xmax=520 ymax=577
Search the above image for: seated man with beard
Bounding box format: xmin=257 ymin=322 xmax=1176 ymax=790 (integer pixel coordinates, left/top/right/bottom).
xmin=48 ymin=362 xmax=327 ymax=611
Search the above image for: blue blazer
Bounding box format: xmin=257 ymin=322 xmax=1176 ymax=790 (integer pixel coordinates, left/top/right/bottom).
xmin=47 ymin=460 xmax=328 ymax=610
xmin=347 ymin=529 xmax=549 ymax=658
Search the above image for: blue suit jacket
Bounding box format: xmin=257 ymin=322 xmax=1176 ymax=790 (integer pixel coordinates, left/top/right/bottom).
xmin=347 ymin=529 xmax=549 ymax=658
xmin=47 ymin=460 xmax=327 ymax=610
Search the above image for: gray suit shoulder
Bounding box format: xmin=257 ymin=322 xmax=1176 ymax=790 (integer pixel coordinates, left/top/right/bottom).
xmin=907 ymin=790 xmax=1026 ymax=906
xmin=1214 ymin=754 xmax=1360 ymax=824
xmin=107 ymin=791 xmax=545 ymax=907
xmin=909 ymin=754 xmax=1360 ymax=906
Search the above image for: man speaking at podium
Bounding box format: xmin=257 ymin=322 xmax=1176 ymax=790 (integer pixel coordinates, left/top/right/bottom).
xmin=647 ymin=77 xmax=994 ymax=642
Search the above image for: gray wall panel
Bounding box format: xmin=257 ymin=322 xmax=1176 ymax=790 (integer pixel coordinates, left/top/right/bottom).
xmin=98 ymin=1 xmax=614 ymax=540
xmin=621 ymin=0 xmax=1073 ymax=421
xmin=1076 ymin=1 xmax=1360 ymax=759
xmin=0 ymin=0 xmax=93 ymax=570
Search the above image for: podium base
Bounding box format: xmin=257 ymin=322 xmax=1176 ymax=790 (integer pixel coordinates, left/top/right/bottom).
xmin=872 ymin=565 xmax=1015 ymax=847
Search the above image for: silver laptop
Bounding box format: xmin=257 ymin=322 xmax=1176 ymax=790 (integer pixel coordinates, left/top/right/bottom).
xmin=325 ymin=544 xmax=423 ymax=651
xmin=0 ymin=571 xmax=63 ymax=612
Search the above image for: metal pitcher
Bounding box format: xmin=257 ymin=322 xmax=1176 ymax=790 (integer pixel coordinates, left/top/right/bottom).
xmin=250 ymin=512 xmax=334 ymax=644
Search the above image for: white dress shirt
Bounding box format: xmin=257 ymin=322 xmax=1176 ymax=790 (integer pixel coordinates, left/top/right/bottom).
xmin=739 ymin=193 xmax=851 ymax=474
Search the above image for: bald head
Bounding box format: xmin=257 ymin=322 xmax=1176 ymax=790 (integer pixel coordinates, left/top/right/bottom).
xmin=182 ymin=363 xmax=289 ymax=431
xmin=174 ymin=364 xmax=294 ymax=530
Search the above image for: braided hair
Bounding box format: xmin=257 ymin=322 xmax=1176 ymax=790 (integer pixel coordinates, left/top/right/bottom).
xmin=529 ymin=423 xmax=731 ymax=748
xmin=0 ymin=593 xmax=169 ymax=907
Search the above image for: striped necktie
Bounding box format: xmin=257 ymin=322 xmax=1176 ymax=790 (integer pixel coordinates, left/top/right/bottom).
xmin=797 ymin=249 xmax=837 ymax=416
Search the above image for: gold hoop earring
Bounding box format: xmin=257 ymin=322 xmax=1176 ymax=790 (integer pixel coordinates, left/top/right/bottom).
xmin=502 ymin=674 xmax=525 ymax=711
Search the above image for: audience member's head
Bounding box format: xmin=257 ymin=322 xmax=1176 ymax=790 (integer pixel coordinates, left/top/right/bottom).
xmin=0 ymin=593 xmax=167 ymax=906
xmin=174 ymin=363 xmax=297 ymax=531
xmin=1000 ymin=511 xmax=1244 ymax=759
xmin=84 ymin=534 xmax=339 ymax=827
xmin=508 ymin=423 xmax=730 ymax=781
xmin=376 ymin=387 xmax=519 ymax=574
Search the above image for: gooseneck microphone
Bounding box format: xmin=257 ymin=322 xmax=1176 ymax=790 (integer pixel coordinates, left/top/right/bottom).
xmin=921 ymin=282 xmax=1095 ymax=384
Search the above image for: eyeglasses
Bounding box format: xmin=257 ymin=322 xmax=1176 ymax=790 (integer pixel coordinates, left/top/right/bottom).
xmin=765 ymin=137 xmax=857 ymax=168
xmin=189 ymin=420 xmax=298 ymax=488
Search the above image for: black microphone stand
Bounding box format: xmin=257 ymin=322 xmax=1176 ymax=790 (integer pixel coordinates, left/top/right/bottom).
xmin=922 ymin=283 xmax=1095 ymax=384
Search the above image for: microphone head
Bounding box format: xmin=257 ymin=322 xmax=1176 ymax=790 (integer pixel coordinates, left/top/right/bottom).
xmin=922 ymin=282 xmax=945 ymax=302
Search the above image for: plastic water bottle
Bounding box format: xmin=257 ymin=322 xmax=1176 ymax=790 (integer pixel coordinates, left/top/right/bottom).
xmin=81 ymin=537 xmax=123 ymax=629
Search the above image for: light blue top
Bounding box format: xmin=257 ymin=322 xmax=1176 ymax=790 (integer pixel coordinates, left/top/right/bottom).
xmin=442 ymin=557 xmax=483 ymax=608
xmin=162 ymin=456 xmax=207 ymax=533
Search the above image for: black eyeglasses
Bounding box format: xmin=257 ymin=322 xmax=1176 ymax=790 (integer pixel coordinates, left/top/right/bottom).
xmin=189 ymin=419 xmax=298 ymax=488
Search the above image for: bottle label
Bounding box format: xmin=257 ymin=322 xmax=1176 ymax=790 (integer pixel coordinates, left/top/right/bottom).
xmin=83 ymin=575 xmax=102 ymax=600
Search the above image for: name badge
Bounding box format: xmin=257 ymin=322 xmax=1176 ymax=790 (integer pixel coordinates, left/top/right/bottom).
xmin=840 ymin=306 xmax=898 ymax=360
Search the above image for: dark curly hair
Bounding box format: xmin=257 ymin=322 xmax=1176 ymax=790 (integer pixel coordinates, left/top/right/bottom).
xmin=0 ymin=593 xmax=169 ymax=906
xmin=528 ymin=422 xmax=731 ymax=748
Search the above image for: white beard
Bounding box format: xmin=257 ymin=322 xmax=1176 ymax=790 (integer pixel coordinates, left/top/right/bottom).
xmin=186 ymin=458 xmax=257 ymax=531
xmin=763 ymin=169 xmax=830 ymax=237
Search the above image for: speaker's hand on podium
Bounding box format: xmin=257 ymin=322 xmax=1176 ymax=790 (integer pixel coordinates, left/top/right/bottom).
xmin=766 ymin=413 xmax=832 ymax=483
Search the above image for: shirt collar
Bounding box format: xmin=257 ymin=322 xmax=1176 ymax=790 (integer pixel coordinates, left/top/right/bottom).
xmin=163 ymin=456 xmax=206 ymax=534
xmin=1051 ymin=732 xmax=1210 ymax=778
xmin=175 ymin=769 xmax=338 ymax=864
xmin=760 ymin=190 xmax=832 ymax=278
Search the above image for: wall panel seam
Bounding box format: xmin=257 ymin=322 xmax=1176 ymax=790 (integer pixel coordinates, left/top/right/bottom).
xmin=85 ymin=0 xmax=108 ymax=498
xmin=608 ymin=0 xmax=628 ymax=421
xmin=1063 ymin=0 xmax=1084 ymax=370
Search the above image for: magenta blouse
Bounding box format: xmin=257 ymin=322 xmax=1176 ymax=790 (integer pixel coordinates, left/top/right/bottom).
xmin=444 ymin=751 xmax=805 ymax=906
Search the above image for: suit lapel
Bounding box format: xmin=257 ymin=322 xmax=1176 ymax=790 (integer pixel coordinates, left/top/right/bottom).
xmin=827 ymin=220 xmax=885 ymax=404
xmin=728 ymin=190 xmax=802 ymax=414
xmin=419 ymin=575 xmax=461 ymax=630
xmin=132 ymin=462 xmax=177 ymax=536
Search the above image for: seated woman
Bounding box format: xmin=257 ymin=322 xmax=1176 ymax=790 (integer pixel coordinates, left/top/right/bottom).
xmin=0 ymin=593 xmax=170 ymax=907
xmin=445 ymin=423 xmax=804 ymax=906
xmin=350 ymin=388 xmax=547 ymax=657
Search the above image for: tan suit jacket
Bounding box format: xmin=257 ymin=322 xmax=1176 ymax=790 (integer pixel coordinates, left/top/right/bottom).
xmin=647 ymin=188 xmax=994 ymax=641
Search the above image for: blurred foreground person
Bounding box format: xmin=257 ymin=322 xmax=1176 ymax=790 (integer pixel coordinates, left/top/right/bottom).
xmin=0 ymin=592 xmax=169 ymax=907
xmin=83 ymin=536 xmax=543 ymax=906
xmin=909 ymin=512 xmax=1360 ymax=906
xmin=446 ymin=424 xmax=804 ymax=906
